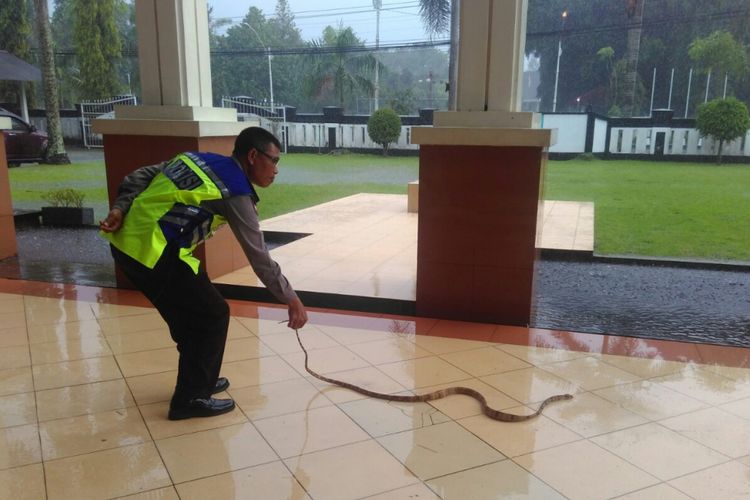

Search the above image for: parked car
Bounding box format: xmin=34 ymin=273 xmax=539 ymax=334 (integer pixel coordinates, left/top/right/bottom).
xmin=1 ymin=108 xmax=48 ymax=166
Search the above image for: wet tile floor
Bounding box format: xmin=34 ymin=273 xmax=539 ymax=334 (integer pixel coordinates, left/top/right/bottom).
xmin=1 ymin=277 xmax=750 ymax=499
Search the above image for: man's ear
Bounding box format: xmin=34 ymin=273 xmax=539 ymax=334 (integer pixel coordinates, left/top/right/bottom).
xmin=246 ymin=148 xmax=257 ymax=165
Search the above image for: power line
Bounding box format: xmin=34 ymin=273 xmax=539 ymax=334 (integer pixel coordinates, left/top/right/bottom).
xmin=215 ymin=1 xmax=420 ymax=22
xmin=37 ymin=38 xmax=450 ymax=58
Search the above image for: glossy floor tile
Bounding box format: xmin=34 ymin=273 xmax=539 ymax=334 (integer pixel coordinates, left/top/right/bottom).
xmin=1 ymin=277 xmax=750 ymax=499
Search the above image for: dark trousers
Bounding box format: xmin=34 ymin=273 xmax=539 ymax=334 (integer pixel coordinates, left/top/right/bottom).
xmin=111 ymin=244 xmax=230 ymax=406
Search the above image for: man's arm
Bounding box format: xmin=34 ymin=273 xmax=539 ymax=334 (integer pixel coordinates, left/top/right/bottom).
xmin=99 ymin=163 xmax=164 ymax=233
xmin=209 ymin=196 xmax=308 ymax=329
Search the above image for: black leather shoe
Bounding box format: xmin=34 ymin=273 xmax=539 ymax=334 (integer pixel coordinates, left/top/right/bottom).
xmin=213 ymin=377 xmax=230 ymax=394
xmin=168 ymin=397 xmax=236 ymax=420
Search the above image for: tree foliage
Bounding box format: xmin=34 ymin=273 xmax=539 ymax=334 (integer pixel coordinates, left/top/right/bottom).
xmin=49 ymin=0 xmax=133 ymax=106
xmin=367 ymin=107 xmax=401 ymax=156
xmin=72 ymin=0 xmax=122 ymax=98
xmin=418 ymin=0 xmax=450 ymax=36
xmin=0 ymin=0 xmax=32 ymax=60
xmin=211 ymin=3 xmax=305 ymax=107
xmin=688 ymin=30 xmax=748 ymax=79
xmin=0 ymin=0 xmax=33 ymax=105
xmin=303 ymin=24 xmax=378 ymax=111
xmin=695 ymin=97 xmax=750 ymax=163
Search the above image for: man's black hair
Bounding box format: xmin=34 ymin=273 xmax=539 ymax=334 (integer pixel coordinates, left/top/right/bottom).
xmin=233 ymin=126 xmax=281 ymax=159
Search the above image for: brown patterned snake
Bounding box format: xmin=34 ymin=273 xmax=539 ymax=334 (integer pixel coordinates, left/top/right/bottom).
xmin=292 ymin=328 xmax=573 ymax=422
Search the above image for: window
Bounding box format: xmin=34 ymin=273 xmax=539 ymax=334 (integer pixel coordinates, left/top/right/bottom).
xmin=11 ymin=118 xmax=27 ymax=131
xmin=616 ymin=130 xmax=623 ymax=152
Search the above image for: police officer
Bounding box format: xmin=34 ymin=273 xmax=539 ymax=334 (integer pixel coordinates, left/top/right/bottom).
xmin=100 ymin=126 xmax=307 ymax=420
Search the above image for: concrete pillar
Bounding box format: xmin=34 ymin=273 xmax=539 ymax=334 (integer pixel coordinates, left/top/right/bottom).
xmin=413 ymin=0 xmax=555 ymax=326
xmin=455 ymin=0 xmax=527 ymax=113
xmin=136 ymin=0 xmax=213 ymax=107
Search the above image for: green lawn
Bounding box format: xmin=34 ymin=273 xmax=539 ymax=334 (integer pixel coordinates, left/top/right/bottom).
xmin=544 ymin=159 xmax=750 ymax=261
xmin=8 ymin=154 xmax=750 ymax=261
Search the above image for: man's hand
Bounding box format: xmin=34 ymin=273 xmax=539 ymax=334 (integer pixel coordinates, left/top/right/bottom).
xmin=99 ymin=208 xmax=124 ymax=233
xmin=287 ymin=297 xmax=308 ymax=330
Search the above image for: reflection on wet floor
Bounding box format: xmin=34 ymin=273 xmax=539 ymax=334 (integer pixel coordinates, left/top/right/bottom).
xmin=1 ymin=225 xmax=116 ymax=287
xmin=0 ymin=257 xmax=115 ymax=288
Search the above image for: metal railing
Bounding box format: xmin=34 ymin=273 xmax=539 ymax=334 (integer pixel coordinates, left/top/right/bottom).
xmin=80 ymin=95 xmax=137 ymax=148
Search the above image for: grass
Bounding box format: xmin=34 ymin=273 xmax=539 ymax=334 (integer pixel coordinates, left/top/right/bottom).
xmin=544 ymin=159 xmax=750 ymax=261
xmin=7 ymin=153 xmax=750 ymax=261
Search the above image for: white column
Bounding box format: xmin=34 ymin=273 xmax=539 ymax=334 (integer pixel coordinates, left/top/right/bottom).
xmin=135 ymin=0 xmax=213 ymax=107
xmin=487 ymin=0 xmax=527 ymax=111
xmin=455 ymin=0 xmax=527 ymax=113
xmin=455 ymin=0 xmax=490 ymax=111
xmin=98 ymin=0 xmax=242 ymax=133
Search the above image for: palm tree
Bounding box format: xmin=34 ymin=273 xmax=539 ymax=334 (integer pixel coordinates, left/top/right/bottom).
xmin=33 ymin=0 xmax=69 ymax=164
xmin=305 ymin=25 xmax=377 ymax=110
xmin=622 ymin=0 xmax=646 ymax=116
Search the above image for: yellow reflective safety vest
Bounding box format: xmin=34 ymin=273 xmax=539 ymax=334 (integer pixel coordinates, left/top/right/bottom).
xmin=103 ymin=152 xmax=256 ymax=273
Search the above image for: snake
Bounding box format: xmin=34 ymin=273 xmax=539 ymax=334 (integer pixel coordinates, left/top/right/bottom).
xmin=292 ymin=328 xmax=573 ymax=422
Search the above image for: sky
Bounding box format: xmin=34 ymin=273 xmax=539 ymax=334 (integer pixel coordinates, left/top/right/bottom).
xmin=207 ymin=0 xmax=439 ymax=45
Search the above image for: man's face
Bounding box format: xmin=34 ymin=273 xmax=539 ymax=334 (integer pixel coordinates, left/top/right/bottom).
xmin=247 ymin=143 xmax=280 ymax=188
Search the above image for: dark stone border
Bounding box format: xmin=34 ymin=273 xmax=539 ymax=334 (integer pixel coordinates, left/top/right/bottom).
xmin=540 ymin=248 xmax=750 ymax=273
xmin=215 ymin=283 xmax=416 ymax=317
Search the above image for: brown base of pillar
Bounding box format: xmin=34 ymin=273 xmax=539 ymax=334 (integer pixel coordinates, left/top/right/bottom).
xmin=416 ymin=145 xmax=546 ymax=326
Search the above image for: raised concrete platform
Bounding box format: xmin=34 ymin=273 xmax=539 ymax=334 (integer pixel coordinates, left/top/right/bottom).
xmin=214 ymin=193 xmax=594 ymax=301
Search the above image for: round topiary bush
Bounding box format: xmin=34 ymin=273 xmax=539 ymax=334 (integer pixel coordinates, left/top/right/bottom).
xmin=367 ymin=108 xmax=402 ymax=156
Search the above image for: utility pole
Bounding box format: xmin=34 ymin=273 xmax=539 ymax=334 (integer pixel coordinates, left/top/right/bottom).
xmin=684 ymin=67 xmax=693 ymax=118
xmin=373 ymin=0 xmax=382 ymax=112
xmin=552 ymin=10 xmax=568 ymax=112
xmin=667 ymin=68 xmax=674 ymax=110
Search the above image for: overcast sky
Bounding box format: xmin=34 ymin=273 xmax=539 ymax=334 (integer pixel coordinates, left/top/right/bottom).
xmin=207 ymin=0 xmax=438 ymax=45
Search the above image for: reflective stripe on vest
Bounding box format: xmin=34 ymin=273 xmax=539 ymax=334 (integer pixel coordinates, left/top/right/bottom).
xmin=103 ymin=153 xmax=234 ymax=273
